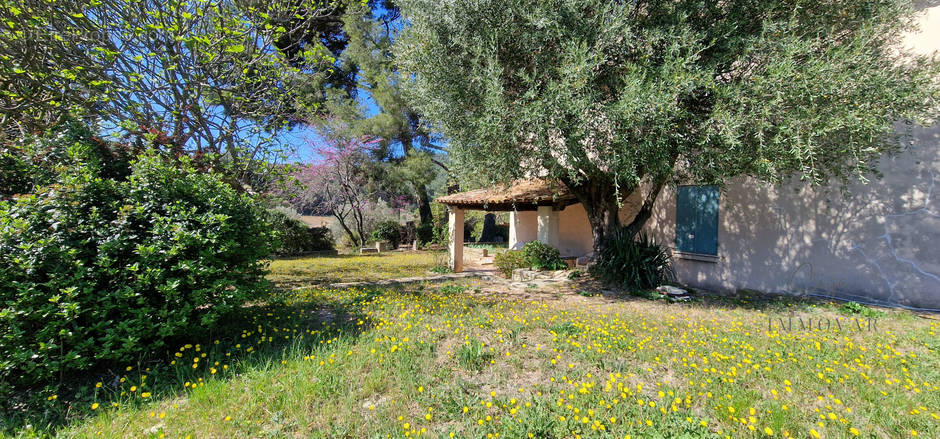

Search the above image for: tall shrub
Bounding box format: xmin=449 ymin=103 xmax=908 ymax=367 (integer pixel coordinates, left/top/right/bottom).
xmin=267 ymin=209 xmax=334 ymax=256
xmin=521 ymin=241 xmax=568 ymax=271
xmin=494 ymin=250 xmax=526 ymax=277
xmin=590 ymin=232 xmax=673 ymax=291
xmin=0 ymin=153 xmax=273 ymax=393
xmin=1 ymin=120 xmax=134 ymax=199
xmin=371 ymin=220 xmax=404 ymax=248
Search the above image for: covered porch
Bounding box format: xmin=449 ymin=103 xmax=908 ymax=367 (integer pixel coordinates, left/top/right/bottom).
xmin=435 ymin=179 xmax=589 ymax=272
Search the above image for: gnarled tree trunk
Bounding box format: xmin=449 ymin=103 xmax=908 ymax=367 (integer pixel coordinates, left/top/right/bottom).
xmin=564 ymin=178 xmax=621 ymax=256
xmin=564 ymin=178 xmax=666 ymax=256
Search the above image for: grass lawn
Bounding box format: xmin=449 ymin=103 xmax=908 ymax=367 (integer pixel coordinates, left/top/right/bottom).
xmin=266 ymin=251 xmax=446 ymax=287
xmin=5 ymin=254 xmax=938 ymax=438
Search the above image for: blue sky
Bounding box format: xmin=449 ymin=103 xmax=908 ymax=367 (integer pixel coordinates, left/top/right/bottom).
xmin=281 ymin=88 xmax=384 ymax=164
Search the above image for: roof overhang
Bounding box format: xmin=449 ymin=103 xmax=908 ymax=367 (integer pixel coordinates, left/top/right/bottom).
xmin=435 ymin=179 xmax=579 ymax=211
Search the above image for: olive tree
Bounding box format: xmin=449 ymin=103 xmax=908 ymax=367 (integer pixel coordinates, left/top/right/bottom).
xmin=395 ymin=0 xmax=940 ymax=252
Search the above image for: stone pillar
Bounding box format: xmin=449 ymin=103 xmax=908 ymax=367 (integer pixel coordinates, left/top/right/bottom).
xmin=508 ymin=211 xmax=519 ymax=249
xmin=536 ymin=205 xmax=559 ymax=248
xmin=448 ymin=207 xmax=464 ymax=272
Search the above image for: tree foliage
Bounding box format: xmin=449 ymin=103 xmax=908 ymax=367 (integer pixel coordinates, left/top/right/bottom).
xmin=0 ymin=147 xmax=273 ymax=396
xmin=299 ymin=1 xmax=447 ymax=225
xmin=396 ymin=0 xmax=940 ymax=251
xmin=0 ymin=0 xmax=349 ymax=185
xmin=286 ymin=136 xmax=383 ymax=246
xmin=266 ymin=209 xmax=334 ymax=255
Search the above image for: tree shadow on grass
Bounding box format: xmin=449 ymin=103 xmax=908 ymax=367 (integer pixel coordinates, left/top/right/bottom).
xmin=0 ymin=287 xmax=381 ymax=436
xmin=270 ymin=253 xmax=384 ymax=262
xmin=572 ymin=277 xmax=869 ymax=315
xmin=266 ymin=252 xmax=442 ymax=289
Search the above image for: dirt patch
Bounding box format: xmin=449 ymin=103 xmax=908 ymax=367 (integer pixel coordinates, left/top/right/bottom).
xmin=433 ymin=334 xmax=464 ymax=366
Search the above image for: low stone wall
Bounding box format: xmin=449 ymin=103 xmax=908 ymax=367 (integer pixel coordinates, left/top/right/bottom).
xmin=511 ymin=268 xmax=572 ymax=282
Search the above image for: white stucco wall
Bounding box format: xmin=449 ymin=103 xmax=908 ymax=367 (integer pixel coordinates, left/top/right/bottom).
xmin=509 ymin=210 xmax=538 ymax=249
xmin=509 ymin=205 xmax=595 ymax=257
xmin=637 ymin=5 xmax=940 ymax=309
xmin=642 ymin=127 xmax=939 ymax=309
xmin=556 ymin=204 xmax=595 ymax=257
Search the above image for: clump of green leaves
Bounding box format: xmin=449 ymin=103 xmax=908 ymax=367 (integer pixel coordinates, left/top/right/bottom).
xmin=494 ymin=250 xmax=527 ymax=277
xmin=439 ymin=284 xmax=467 ymax=294
xmin=0 ymin=143 xmax=273 ymax=400
xmin=591 ymin=232 xmax=672 ymax=291
xmin=371 ymin=220 xmax=404 ymax=248
xmin=430 ymin=265 xmax=453 ymax=274
xmin=267 ymin=210 xmax=334 ymax=256
xmin=1 ymin=120 xmax=134 ymax=199
xmin=456 ymin=339 xmax=493 ymax=371
xmin=839 ymin=301 xmax=885 ymax=319
xmin=521 ymin=241 xmax=568 ymax=271
xmin=415 ymin=222 xmax=434 ymax=246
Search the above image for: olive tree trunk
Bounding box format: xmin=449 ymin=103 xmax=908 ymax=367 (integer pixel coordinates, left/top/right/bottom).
xmin=565 ymin=178 xmax=666 ymax=256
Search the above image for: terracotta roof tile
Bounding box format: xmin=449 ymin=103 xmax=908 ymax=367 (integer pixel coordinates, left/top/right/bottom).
xmin=435 ymin=179 xmax=578 ymax=211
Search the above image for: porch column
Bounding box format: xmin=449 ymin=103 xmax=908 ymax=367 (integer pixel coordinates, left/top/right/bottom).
xmin=508 ymin=210 xmax=519 ymax=249
xmin=448 ymin=206 xmax=464 ymax=272
xmin=536 ymin=205 xmax=559 ymax=248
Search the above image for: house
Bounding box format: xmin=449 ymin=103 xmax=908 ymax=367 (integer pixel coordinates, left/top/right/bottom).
xmin=438 ymin=140 xmax=938 ymax=310
xmin=436 ymin=179 xmax=595 ymax=270
xmin=437 ymin=6 xmax=940 ymax=310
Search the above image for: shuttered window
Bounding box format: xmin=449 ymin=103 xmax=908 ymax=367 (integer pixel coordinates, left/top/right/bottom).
xmin=675 ymin=185 xmax=719 ymax=256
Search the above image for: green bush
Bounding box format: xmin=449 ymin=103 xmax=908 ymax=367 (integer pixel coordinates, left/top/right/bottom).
xmin=0 ymin=152 xmax=33 ymax=198
xmin=430 ymin=265 xmax=453 ymax=274
xmin=0 ymin=153 xmax=274 ymax=395
xmin=371 ymin=220 xmax=403 ymax=248
xmin=494 ymin=250 xmax=527 ymax=277
xmin=839 ymin=301 xmax=885 ymax=319
xmin=415 ymin=222 xmax=434 ymax=246
xmin=433 ymin=223 xmax=449 ymax=246
xmin=590 ymin=231 xmax=672 ymax=291
xmin=430 ymin=202 xmax=449 ymax=246
xmin=521 ymin=241 xmax=568 ymax=271
xmin=1 ymin=120 xmax=134 ymax=199
xmin=266 ymin=210 xmax=334 ymax=256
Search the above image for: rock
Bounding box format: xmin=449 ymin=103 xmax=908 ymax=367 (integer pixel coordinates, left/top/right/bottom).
xmin=576 ymin=253 xmax=595 ymax=265
xmin=511 ymin=268 xmax=536 ymax=282
xmin=656 ymin=285 xmax=688 ymax=297
xmin=657 ymin=285 xmax=692 ymax=302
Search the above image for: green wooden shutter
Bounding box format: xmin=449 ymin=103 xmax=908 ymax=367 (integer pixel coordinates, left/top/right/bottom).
xmin=675 ymin=185 xmax=719 ymax=255
xmin=676 ymin=186 xmax=696 ymax=252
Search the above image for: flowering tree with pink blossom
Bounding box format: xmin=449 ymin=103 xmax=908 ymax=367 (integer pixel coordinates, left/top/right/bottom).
xmin=289 ymin=136 xmax=382 ymax=247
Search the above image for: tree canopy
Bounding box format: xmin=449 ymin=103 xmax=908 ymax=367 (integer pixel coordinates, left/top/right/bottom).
xmin=0 ymin=0 xmax=351 ymax=186
xmin=297 ymin=1 xmax=447 ymax=225
xmin=395 ymin=0 xmax=940 ymax=251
